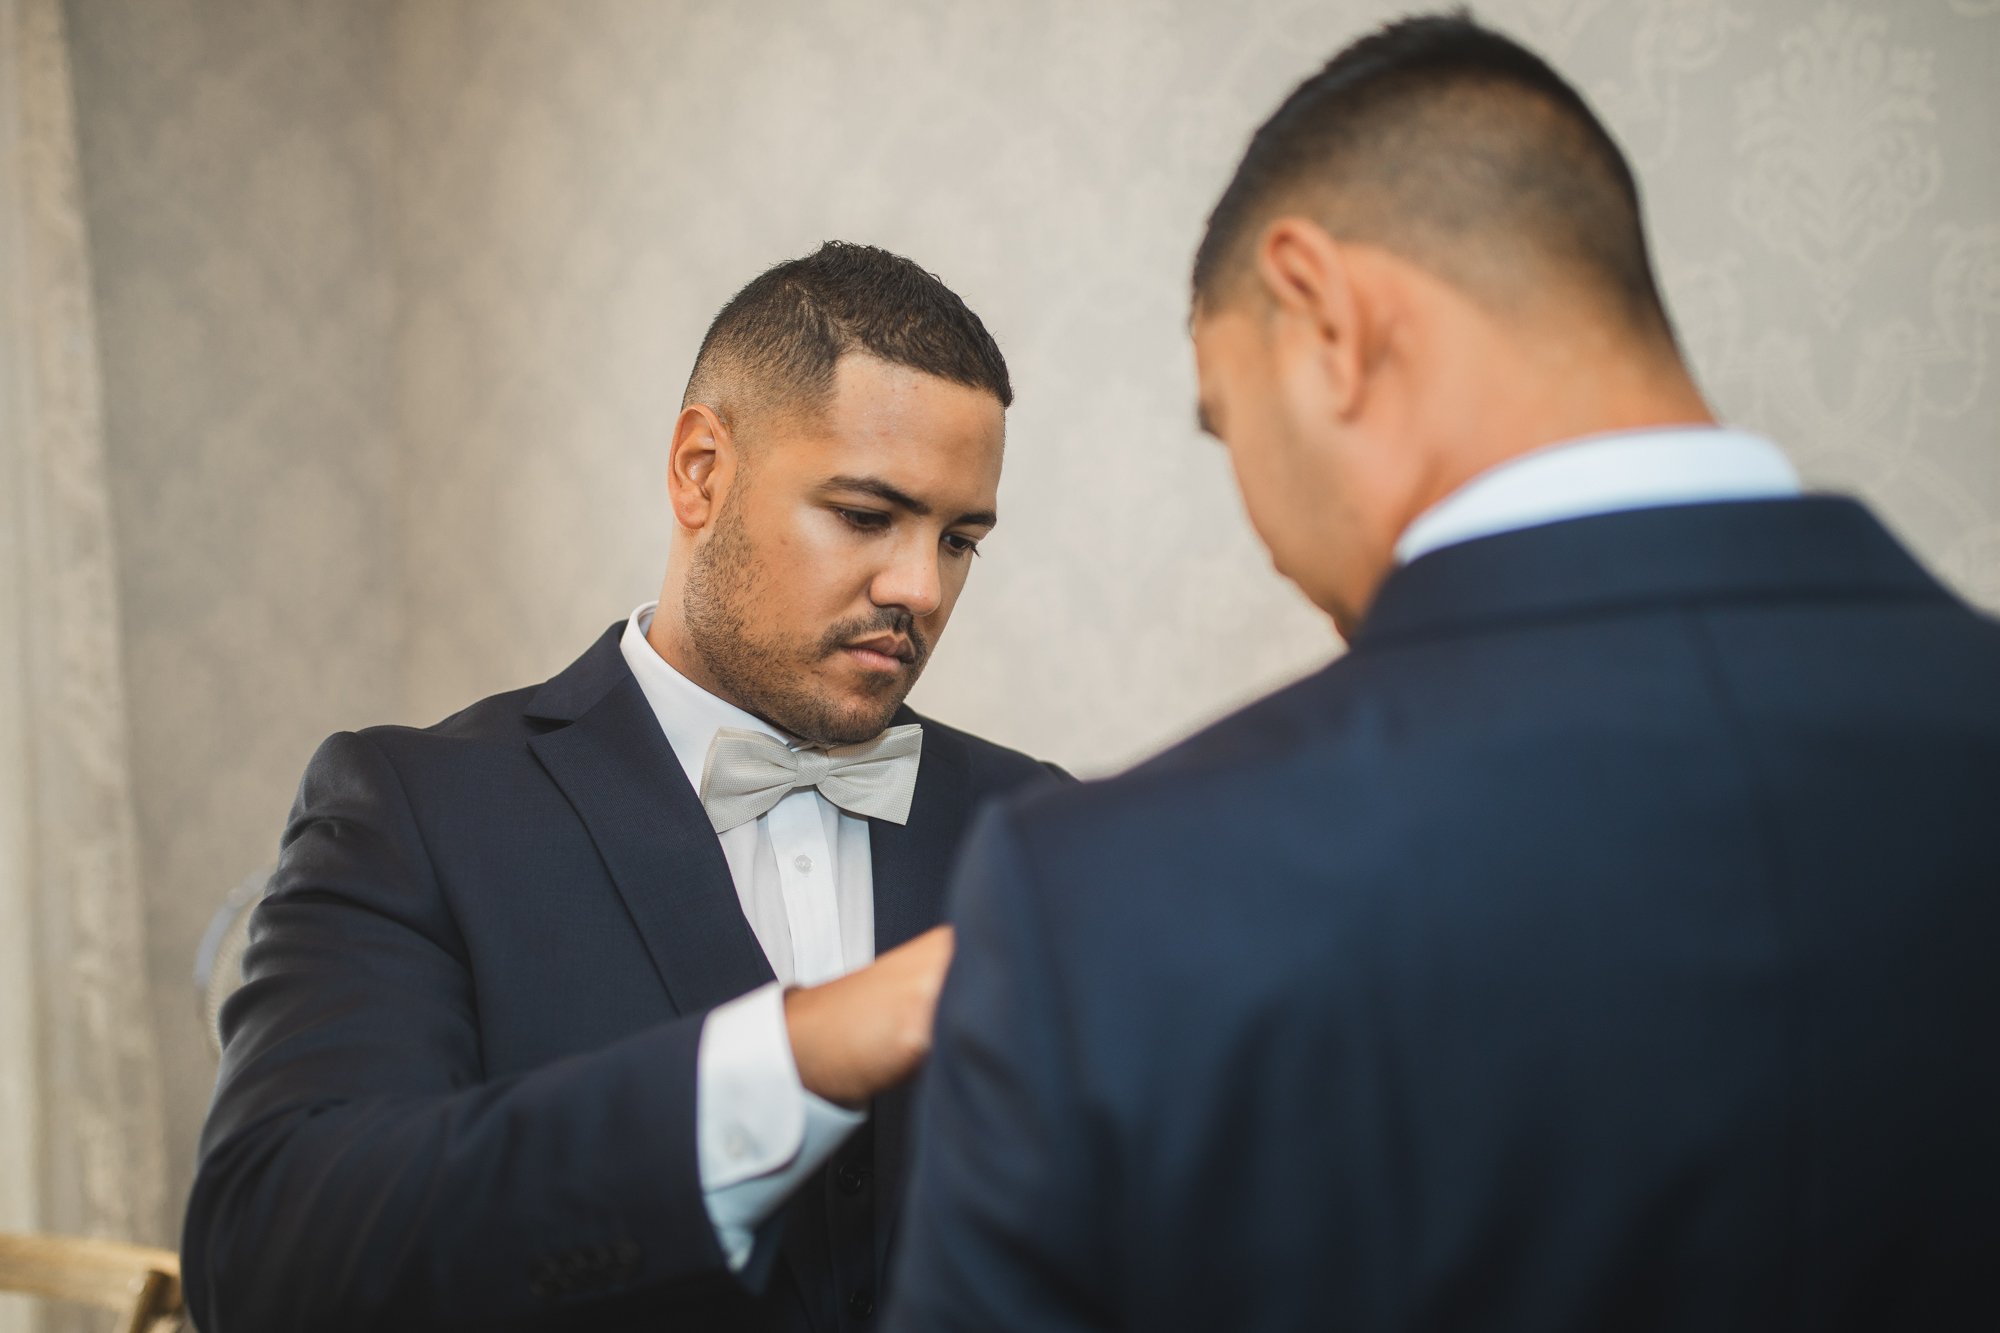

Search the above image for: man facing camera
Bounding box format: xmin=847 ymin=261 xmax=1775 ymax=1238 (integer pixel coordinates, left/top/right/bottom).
xmin=185 ymin=243 xmax=1065 ymax=1332
xmin=892 ymin=16 xmax=1999 ymax=1332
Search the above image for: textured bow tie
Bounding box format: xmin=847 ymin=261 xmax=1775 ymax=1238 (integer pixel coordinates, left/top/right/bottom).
xmin=698 ymin=724 xmax=924 ymax=833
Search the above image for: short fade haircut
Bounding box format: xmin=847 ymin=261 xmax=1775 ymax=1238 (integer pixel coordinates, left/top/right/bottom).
xmin=1193 ymin=11 xmax=1673 ymax=345
xmin=684 ymin=241 xmax=1013 ymax=433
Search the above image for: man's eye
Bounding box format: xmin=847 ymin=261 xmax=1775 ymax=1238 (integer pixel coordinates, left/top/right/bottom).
xmin=836 ymin=508 xmax=889 ymax=530
xmin=943 ymin=534 xmax=981 ymax=558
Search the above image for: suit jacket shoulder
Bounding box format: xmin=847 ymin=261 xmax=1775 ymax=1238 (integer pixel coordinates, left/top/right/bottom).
xmin=1001 ymin=494 xmax=1999 ymax=850
xmin=898 ymin=707 xmax=1074 ymax=793
xmin=893 ymin=496 xmax=2000 ymax=1333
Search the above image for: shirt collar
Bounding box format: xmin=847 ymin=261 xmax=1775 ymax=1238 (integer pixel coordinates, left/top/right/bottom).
xmin=619 ymin=602 xmax=795 ymax=796
xmin=1395 ymin=425 xmax=1802 ymax=566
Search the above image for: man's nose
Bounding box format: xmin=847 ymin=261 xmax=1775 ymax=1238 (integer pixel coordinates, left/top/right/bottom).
xmin=870 ymin=540 xmax=943 ymax=619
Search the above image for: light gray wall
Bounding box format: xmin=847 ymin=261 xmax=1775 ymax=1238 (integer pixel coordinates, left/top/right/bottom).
xmin=389 ymin=0 xmax=1348 ymax=761
xmin=64 ymin=0 xmax=401 ymax=1222
xmin=391 ymin=0 xmax=2000 ymax=774
xmin=61 ymin=0 xmax=2000 ymax=1236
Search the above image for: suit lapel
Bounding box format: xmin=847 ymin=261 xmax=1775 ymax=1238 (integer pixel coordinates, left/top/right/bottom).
xmin=867 ymin=711 xmax=973 ymax=1280
xmin=870 ymin=710 xmax=972 ymax=955
xmin=527 ymin=649 xmax=774 ymax=1016
xmin=529 ymin=645 xmax=974 ymax=1274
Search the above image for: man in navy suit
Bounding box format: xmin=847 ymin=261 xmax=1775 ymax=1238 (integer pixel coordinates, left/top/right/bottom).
xmin=890 ymin=15 xmax=2000 ymax=1331
xmin=184 ymin=242 xmax=1065 ymax=1331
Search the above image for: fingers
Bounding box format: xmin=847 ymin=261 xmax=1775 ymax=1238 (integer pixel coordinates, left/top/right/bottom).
xmin=784 ymin=925 xmax=959 ymax=1107
xmin=785 ymin=981 xmax=869 ymax=1108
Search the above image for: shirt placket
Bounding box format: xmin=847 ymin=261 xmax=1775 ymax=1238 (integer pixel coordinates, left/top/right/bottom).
xmin=763 ymin=786 xmax=844 ymax=987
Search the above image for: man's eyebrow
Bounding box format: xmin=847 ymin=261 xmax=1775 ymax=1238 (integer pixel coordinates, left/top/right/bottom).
xmin=822 ymin=475 xmax=998 ymax=529
xmin=824 ymin=475 xmax=930 ymax=516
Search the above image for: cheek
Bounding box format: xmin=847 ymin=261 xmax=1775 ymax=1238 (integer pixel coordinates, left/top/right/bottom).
xmin=734 ymin=503 xmax=854 ymax=622
xmin=1226 ymin=424 xmax=1332 ymax=580
xmin=931 ymin=556 xmax=972 ymax=618
xmin=1225 ymin=425 xmax=1296 ymax=532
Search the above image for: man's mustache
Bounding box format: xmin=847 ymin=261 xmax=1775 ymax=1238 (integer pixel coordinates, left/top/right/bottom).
xmin=818 ymin=608 xmax=928 ymax=667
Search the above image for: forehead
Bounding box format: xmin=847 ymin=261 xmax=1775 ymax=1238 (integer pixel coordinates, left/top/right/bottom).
xmin=773 ymin=355 xmax=1005 ymax=495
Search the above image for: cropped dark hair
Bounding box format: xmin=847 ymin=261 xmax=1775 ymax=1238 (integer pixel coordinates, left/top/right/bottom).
xmin=1194 ymin=11 xmax=1671 ymax=342
xmin=685 ymin=242 xmax=1012 ymax=428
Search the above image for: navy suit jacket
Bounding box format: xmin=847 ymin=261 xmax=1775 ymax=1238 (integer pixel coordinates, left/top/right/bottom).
xmin=890 ymin=498 xmax=2000 ymax=1332
xmin=183 ymin=624 xmax=1062 ymax=1332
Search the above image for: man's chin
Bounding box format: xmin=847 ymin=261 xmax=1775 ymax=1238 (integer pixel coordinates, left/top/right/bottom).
xmin=766 ymin=683 xmax=914 ymax=748
xmin=824 ymin=697 xmax=912 ymax=745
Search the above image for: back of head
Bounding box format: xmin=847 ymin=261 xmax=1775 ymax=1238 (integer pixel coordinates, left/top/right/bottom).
xmin=685 ymin=241 xmax=1013 ymax=435
xmin=1193 ymin=10 xmax=1673 ymax=348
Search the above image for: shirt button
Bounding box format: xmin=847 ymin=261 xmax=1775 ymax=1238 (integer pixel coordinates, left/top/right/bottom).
xmin=793 ymin=854 xmax=812 ymax=873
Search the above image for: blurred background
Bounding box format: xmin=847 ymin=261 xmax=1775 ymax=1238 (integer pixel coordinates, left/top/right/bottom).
xmin=3 ymin=0 xmax=1995 ymax=1314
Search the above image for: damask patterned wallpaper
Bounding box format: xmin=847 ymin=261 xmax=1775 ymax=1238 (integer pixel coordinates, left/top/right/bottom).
xmin=392 ymin=0 xmax=2000 ymax=779
xmin=64 ymin=0 xmax=399 ymax=1219
xmin=61 ymin=0 xmax=1999 ymax=1229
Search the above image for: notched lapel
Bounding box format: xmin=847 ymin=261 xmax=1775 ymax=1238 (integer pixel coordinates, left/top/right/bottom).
xmin=869 ymin=712 xmax=972 ymax=956
xmin=867 ymin=712 xmax=973 ymax=1282
xmin=528 ymin=672 xmax=775 ymax=1016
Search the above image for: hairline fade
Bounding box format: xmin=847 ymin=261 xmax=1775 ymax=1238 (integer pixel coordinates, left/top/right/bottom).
xmin=683 ymin=241 xmax=1013 ymax=437
xmin=1192 ymin=10 xmax=1675 ymax=346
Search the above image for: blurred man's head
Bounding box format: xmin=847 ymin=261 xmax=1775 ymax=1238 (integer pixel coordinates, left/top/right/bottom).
xmin=1190 ymin=12 xmax=1711 ymax=633
xmin=652 ymin=242 xmax=1010 ymax=747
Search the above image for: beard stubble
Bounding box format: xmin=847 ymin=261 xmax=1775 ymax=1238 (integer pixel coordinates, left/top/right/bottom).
xmin=682 ymin=492 xmax=932 ymax=747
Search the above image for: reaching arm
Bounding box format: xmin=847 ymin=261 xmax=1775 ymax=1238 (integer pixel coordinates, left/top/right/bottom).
xmin=184 ymin=732 xmax=730 ymax=1332
xmin=698 ymin=923 xmax=955 ymax=1268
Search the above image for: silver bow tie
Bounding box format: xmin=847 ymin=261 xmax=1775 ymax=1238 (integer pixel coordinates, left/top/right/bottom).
xmin=698 ymin=724 xmax=924 ymax=833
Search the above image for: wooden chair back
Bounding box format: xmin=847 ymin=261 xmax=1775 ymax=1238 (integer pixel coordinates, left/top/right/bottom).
xmin=0 ymin=1232 xmax=185 ymax=1333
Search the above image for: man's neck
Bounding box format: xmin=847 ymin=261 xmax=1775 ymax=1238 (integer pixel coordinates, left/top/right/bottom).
xmin=644 ymin=596 xmax=757 ymax=720
xmin=1398 ymin=342 xmax=1716 ymax=547
xmin=1320 ymin=348 xmax=1716 ymax=636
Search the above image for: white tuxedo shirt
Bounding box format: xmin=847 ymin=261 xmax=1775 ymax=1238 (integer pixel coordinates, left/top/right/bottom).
xmin=620 ymin=605 xmax=870 ymax=1270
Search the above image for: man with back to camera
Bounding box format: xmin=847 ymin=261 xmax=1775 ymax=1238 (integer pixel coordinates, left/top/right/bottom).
xmin=183 ymin=242 xmax=1068 ymax=1331
xmin=891 ymin=14 xmax=2000 ymax=1332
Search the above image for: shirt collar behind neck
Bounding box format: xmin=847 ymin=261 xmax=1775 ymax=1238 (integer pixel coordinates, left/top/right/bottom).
xmin=1395 ymin=425 xmax=1802 ymax=566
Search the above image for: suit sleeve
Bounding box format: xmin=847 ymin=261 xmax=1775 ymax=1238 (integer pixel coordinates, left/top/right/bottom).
xmin=183 ymin=732 xmax=736 ymax=1332
xmin=886 ymin=804 xmax=1113 ymax=1332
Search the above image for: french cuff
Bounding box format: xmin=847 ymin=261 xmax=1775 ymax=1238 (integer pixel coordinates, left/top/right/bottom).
xmin=697 ymin=981 xmax=867 ymax=1270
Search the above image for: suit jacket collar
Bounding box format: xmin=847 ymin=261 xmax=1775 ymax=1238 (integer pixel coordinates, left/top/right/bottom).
xmin=1355 ymin=497 xmax=1950 ymax=651
xmin=861 ymin=703 xmax=975 ymax=1275
xmin=523 ymin=623 xmax=632 ymax=724
xmin=521 ymin=629 xmax=972 ymax=1015
xmin=870 ymin=702 xmax=970 ymax=955
xmin=525 ymin=625 xmax=775 ymax=1015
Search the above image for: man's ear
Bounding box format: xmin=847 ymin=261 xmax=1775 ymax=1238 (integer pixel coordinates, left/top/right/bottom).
xmin=668 ymin=403 xmax=733 ymax=531
xmin=1255 ymin=218 xmax=1367 ymax=422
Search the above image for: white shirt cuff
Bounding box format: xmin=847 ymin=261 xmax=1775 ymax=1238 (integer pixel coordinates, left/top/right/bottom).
xmin=696 ymin=981 xmax=866 ymax=1270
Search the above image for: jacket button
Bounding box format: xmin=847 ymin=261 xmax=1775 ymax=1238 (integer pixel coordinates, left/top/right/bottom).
xmin=836 ymin=1161 xmax=871 ymax=1195
xmin=848 ymin=1288 xmax=875 ymax=1317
